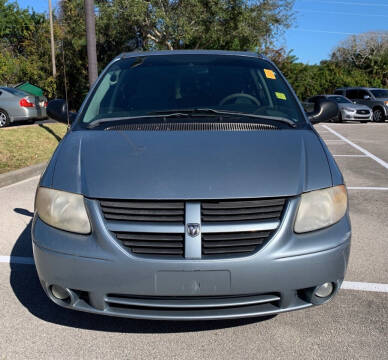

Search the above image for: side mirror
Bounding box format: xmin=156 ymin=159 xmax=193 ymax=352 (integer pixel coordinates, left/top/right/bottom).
xmin=308 ymin=99 xmax=338 ymax=124
xmin=47 ymin=99 xmax=77 ymax=124
xmin=363 ymin=95 xmax=371 ymax=100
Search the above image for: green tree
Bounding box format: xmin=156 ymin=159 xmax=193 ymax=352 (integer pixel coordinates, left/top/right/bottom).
xmin=57 ymin=0 xmax=295 ymax=108
xmin=0 ymin=0 xmax=56 ymax=96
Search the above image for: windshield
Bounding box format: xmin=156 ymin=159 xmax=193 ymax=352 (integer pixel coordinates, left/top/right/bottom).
xmin=328 ymin=95 xmax=352 ymax=104
xmin=370 ymin=89 xmax=388 ymax=98
xmin=80 ymin=54 xmax=305 ymax=126
xmin=2 ymin=87 xmax=28 ymax=97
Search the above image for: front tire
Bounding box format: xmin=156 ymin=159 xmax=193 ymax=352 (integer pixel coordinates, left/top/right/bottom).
xmin=332 ymin=112 xmax=342 ymax=123
xmin=373 ymin=108 xmax=384 ymax=122
xmin=0 ymin=109 xmax=9 ymax=128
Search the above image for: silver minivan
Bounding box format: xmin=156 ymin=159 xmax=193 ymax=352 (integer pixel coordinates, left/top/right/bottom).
xmin=33 ymin=50 xmax=350 ymax=320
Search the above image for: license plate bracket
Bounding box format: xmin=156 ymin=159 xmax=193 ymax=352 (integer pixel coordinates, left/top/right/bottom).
xmin=155 ymin=270 xmax=231 ymax=295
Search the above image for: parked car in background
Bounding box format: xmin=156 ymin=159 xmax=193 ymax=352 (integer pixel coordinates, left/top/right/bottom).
xmin=33 ymin=50 xmax=350 ymax=321
xmin=334 ymin=87 xmax=388 ymax=122
xmin=0 ymin=87 xmax=47 ymax=128
xmin=306 ymin=95 xmax=372 ymax=123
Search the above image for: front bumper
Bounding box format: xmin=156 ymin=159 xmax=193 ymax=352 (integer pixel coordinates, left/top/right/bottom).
xmin=32 ymin=197 xmax=351 ymax=320
xmin=341 ymin=109 xmax=372 ymax=121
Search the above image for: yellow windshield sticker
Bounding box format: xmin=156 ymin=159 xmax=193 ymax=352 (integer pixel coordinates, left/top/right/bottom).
xmin=275 ymin=92 xmax=287 ymax=100
xmin=264 ymin=69 xmax=276 ymax=80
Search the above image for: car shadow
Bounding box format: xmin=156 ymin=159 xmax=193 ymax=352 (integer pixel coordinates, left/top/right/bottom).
xmin=10 ymin=210 xmax=275 ymax=333
xmin=38 ymin=123 xmax=62 ymax=142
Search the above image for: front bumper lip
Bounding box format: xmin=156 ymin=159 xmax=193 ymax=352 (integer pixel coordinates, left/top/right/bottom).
xmin=32 ymin=197 xmax=351 ymax=320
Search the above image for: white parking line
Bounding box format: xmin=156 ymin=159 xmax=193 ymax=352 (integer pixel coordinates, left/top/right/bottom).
xmin=0 ymin=256 xmax=34 ymax=264
xmin=333 ymin=155 xmax=368 ymax=158
xmin=347 ymin=187 xmax=388 ymax=191
xmin=0 ymin=175 xmax=40 ymax=191
xmin=342 ymin=281 xmax=388 ymax=293
xmin=1 ymin=256 xmax=388 ymax=293
xmin=322 ymin=125 xmax=388 ymax=169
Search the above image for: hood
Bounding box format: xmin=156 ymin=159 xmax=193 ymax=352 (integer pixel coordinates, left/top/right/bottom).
xmin=49 ymin=129 xmax=333 ymax=199
xmin=338 ymin=103 xmax=371 ymax=110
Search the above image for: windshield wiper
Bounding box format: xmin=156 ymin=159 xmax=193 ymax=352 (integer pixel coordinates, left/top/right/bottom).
xmin=87 ymin=108 xmax=296 ymax=128
xmin=87 ymin=112 xmax=191 ymax=128
xmin=149 ymin=108 xmax=297 ymax=128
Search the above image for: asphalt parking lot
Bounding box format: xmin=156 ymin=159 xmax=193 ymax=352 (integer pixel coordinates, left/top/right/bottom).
xmin=0 ymin=123 xmax=387 ymax=359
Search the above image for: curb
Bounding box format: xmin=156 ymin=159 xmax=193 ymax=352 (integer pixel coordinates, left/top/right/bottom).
xmin=0 ymin=162 xmax=46 ymax=188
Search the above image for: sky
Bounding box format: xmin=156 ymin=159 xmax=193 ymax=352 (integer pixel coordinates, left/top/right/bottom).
xmin=15 ymin=0 xmax=388 ymax=64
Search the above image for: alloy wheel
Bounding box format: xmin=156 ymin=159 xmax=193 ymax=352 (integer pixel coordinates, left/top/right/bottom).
xmin=0 ymin=112 xmax=7 ymax=127
xmin=373 ymin=109 xmax=384 ymax=122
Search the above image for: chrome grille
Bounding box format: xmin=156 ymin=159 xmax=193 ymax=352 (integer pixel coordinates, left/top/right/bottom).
xmin=356 ymin=109 xmax=370 ymax=115
xmin=100 ymin=197 xmax=286 ymax=259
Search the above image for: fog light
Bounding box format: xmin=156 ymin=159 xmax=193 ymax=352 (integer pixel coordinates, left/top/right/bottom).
xmin=51 ymin=285 xmax=70 ymax=300
xmin=314 ymin=282 xmax=334 ymax=298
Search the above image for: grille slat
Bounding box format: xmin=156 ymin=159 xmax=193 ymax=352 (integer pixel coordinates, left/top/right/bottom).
xmin=202 ymin=199 xmax=285 ymax=209
xmin=203 ymin=239 xmax=264 ymax=247
xmin=202 ymin=205 xmax=283 ymax=215
xmin=101 ymin=207 xmax=184 ymax=216
xmin=123 ymin=240 xmax=183 ymax=248
xmin=203 ymin=246 xmax=257 ymax=254
xmin=116 ymin=233 xmax=183 ymax=241
xmin=105 ymin=214 xmax=184 ymax=222
xmin=202 ymin=231 xmax=270 ymax=241
xmin=132 ymin=247 xmax=183 ymax=255
xmin=100 ymin=200 xmax=184 ymax=209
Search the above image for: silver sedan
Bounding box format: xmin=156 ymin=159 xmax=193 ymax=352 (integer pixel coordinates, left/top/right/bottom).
xmin=0 ymin=87 xmax=47 ymax=128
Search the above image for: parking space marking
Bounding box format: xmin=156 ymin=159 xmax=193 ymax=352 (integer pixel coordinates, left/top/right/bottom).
xmin=0 ymin=256 xmax=34 ymax=264
xmin=342 ymin=281 xmax=388 ymax=293
xmin=322 ymin=125 xmax=388 ymax=169
xmin=0 ymin=175 xmax=40 ymax=191
xmin=2 ymin=255 xmax=388 ymax=294
xmin=333 ymin=155 xmax=368 ymax=158
xmin=347 ymin=187 xmax=388 ymax=191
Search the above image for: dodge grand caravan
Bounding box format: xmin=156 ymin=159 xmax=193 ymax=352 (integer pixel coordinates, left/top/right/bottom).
xmin=33 ymin=50 xmax=351 ymax=320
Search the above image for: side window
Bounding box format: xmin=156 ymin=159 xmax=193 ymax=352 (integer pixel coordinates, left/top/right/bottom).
xmin=346 ymin=90 xmax=358 ymax=99
xmin=357 ymin=89 xmax=370 ymax=99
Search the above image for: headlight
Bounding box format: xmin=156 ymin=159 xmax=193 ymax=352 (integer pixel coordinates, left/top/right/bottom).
xmin=35 ymin=187 xmax=91 ymax=234
xmin=294 ymin=185 xmax=347 ymax=233
xmin=343 ymin=107 xmax=355 ymax=112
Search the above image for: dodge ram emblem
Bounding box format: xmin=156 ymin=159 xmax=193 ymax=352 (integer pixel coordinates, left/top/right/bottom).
xmin=187 ymin=223 xmax=200 ymax=237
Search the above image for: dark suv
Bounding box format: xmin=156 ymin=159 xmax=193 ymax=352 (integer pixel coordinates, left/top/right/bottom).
xmin=334 ymin=87 xmax=388 ymax=122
